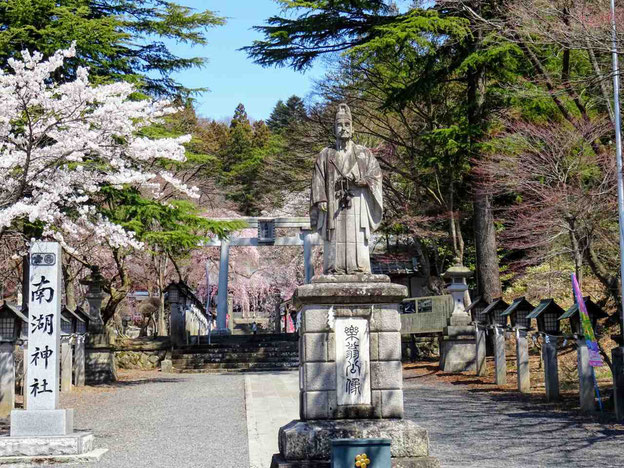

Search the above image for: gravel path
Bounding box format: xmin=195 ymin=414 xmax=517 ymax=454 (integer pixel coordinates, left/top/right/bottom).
xmin=55 ymin=368 xmax=624 ymax=468
xmin=60 ymin=371 xmax=249 ymax=468
xmin=403 ymin=376 xmax=624 ymax=467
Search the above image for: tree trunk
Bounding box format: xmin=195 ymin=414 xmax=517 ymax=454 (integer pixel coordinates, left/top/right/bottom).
xmin=473 ymin=194 xmax=502 ymax=302
xmin=467 ymin=18 xmax=502 ymax=303
xmin=21 ymin=255 xmax=29 ymax=309
xmin=64 ymin=265 xmax=77 ymax=311
xmin=568 ymin=224 xmax=583 ymax=287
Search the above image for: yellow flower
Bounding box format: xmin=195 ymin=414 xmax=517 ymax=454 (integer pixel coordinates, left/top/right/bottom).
xmin=355 ymin=453 xmax=371 ymax=467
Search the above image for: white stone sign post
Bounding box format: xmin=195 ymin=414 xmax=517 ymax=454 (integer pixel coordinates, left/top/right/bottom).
xmin=11 ymin=241 xmax=73 ymax=436
xmin=335 ymin=318 xmax=371 ymax=406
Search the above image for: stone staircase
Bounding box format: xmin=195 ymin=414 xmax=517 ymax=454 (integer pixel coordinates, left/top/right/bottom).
xmin=171 ymin=334 xmax=299 ymax=373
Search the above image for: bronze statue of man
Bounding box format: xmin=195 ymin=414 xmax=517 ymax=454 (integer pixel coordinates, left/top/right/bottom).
xmin=310 ymin=103 xmax=383 ymax=274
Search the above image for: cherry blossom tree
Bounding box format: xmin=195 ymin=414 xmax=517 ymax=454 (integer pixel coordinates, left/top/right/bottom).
xmin=476 ymin=119 xmax=618 ymax=297
xmin=0 ymin=44 xmax=195 ymax=247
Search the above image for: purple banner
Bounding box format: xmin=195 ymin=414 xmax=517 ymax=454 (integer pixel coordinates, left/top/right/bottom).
xmin=571 ymin=274 xmax=603 ymax=367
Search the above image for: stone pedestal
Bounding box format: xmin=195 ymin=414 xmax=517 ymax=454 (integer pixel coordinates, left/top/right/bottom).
xmin=85 ymin=334 xmax=117 ymax=385
xmin=439 ymin=315 xmax=476 ymax=373
xmin=271 ymin=420 xmax=438 ymax=467
xmin=272 ymin=275 xmax=439 ymax=467
xmin=0 ymin=432 xmax=106 ymax=463
xmin=11 ymin=409 xmax=74 ymax=436
xmin=439 ymin=261 xmax=476 ymax=373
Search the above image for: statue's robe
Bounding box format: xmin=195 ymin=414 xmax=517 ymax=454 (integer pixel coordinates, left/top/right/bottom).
xmin=310 ymin=142 xmax=383 ymax=274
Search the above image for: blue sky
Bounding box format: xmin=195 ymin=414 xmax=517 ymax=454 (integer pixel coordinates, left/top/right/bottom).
xmin=165 ymin=1 xmax=413 ymax=121
xmin=164 ymin=1 xmax=325 ymax=122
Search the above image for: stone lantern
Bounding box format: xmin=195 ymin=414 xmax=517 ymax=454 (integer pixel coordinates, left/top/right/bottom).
xmin=439 ymin=259 xmax=477 ymax=372
xmin=442 ymin=259 xmax=473 ymax=325
xmin=80 ymin=266 xmax=106 ymax=333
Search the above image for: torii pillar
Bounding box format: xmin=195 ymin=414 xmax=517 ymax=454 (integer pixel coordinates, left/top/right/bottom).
xmin=216 ymin=239 xmax=230 ymax=333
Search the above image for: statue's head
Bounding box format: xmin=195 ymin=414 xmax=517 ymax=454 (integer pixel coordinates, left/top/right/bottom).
xmin=334 ymin=103 xmax=353 ymax=141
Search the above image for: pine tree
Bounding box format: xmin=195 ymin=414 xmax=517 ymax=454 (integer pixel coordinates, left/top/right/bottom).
xmin=267 ymin=95 xmax=307 ymax=133
xmin=0 ymin=0 xmax=224 ymax=97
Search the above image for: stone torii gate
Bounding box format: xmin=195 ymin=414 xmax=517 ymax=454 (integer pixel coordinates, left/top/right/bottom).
xmin=205 ymin=217 xmax=321 ymax=333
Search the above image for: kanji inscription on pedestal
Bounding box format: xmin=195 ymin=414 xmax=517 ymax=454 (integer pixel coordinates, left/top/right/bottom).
xmin=27 ymin=241 xmax=62 ymax=410
xmin=335 ymin=317 xmax=371 ymax=405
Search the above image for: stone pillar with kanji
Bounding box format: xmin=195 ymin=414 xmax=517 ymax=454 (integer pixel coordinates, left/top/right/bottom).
xmin=12 ymin=241 xmax=73 ymax=435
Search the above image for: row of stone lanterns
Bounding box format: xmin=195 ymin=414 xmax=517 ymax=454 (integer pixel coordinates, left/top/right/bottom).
xmin=466 ymin=293 xmax=608 ymax=409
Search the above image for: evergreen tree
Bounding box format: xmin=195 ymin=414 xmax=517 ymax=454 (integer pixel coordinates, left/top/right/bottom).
xmin=267 ymin=95 xmax=307 ymax=133
xmin=222 ymin=103 xmax=255 ymax=174
xmin=0 ymin=0 xmax=224 ymax=97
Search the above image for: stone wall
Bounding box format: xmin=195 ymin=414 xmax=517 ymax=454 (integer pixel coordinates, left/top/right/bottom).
xmin=113 ymin=337 xmax=170 ymax=370
xmin=115 ymin=350 xmax=167 ymax=370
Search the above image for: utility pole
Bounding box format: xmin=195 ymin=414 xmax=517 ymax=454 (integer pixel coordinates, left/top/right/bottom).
xmin=609 ymin=0 xmax=624 ymax=420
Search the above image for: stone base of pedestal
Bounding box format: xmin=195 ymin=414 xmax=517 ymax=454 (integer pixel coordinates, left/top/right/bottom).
xmin=439 ymin=325 xmax=476 ymax=373
xmin=85 ymin=334 xmax=117 ymax=385
xmin=0 ymin=431 xmax=100 ymax=458
xmin=271 ymin=454 xmax=439 ymax=468
xmin=270 ymin=419 xmax=439 ymax=468
xmin=0 ymin=448 xmax=107 ymax=465
xmin=10 ymin=409 xmax=74 ymax=437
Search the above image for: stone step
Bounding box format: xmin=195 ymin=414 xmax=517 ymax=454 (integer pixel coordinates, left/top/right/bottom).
xmin=172 ymin=356 xmax=299 ymax=364
xmin=175 ymin=367 xmax=297 ymax=374
xmin=175 ymin=342 xmax=298 ymax=353
xmin=172 ymin=356 xmax=300 ymax=365
xmin=197 ymin=333 xmax=298 ymax=345
xmin=172 ymin=350 xmax=299 ymax=360
xmin=173 ymin=361 xmax=298 ymax=371
xmin=173 ymin=348 xmax=297 ymax=357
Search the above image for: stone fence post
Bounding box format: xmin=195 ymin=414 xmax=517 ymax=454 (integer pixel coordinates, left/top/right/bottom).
xmin=74 ymin=335 xmax=86 ymax=387
xmin=494 ymin=326 xmax=506 ymax=385
xmin=577 ymin=339 xmax=595 ymax=411
xmin=60 ymin=336 xmax=73 ymax=393
xmin=475 ymin=323 xmax=487 ymax=377
xmin=0 ymin=342 xmax=15 ymax=418
xmin=542 ymin=334 xmax=559 ymax=401
xmin=516 ymin=328 xmax=530 ymax=393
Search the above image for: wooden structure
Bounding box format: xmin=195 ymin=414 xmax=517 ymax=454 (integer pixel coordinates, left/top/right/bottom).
xmin=559 ymin=297 xmax=608 ymax=335
xmin=527 ymin=299 xmax=565 ymax=335
xmin=0 ymin=302 xmax=27 ymax=341
xmin=501 ymin=297 xmax=534 ymax=329
xmin=400 ymin=295 xmax=454 ymax=335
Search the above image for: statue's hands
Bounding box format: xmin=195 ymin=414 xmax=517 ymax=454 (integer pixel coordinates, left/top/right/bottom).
xmin=353 ymin=177 xmax=368 ymax=187
xmin=317 ymin=201 xmax=327 ymax=211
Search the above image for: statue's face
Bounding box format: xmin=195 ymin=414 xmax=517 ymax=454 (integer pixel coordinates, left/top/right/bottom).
xmin=335 ymin=116 xmax=352 ymax=140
